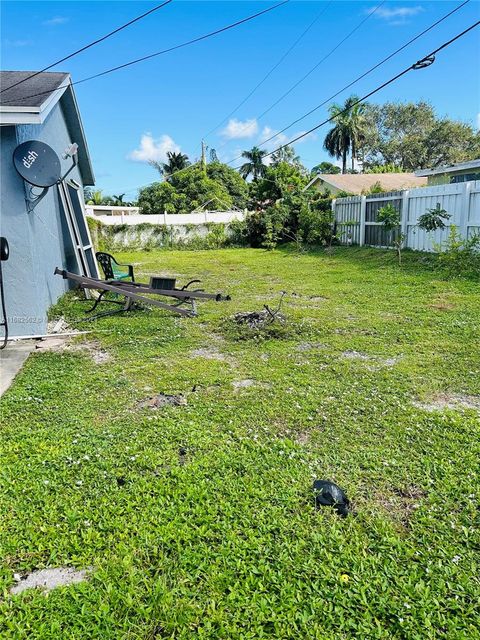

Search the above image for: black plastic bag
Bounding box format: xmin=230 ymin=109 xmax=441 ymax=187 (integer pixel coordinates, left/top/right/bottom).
xmin=313 ymin=480 xmax=350 ymax=517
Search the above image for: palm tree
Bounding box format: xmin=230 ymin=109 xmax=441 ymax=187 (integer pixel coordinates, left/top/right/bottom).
xmin=239 ymin=146 xmax=267 ymax=180
xmin=149 ymin=152 xmax=190 ymax=178
xmin=84 ymin=188 xmax=105 ymax=205
xmin=271 ymin=144 xmax=301 ymax=167
xmin=112 ymin=193 xmax=126 ymax=206
xmin=324 ymin=96 xmax=366 ymax=173
xmin=324 ymin=104 xmax=351 ymax=174
xmin=345 ymin=96 xmax=367 ymax=172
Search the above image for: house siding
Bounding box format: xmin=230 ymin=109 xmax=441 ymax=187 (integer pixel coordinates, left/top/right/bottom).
xmin=0 ymin=100 xmax=86 ymax=337
xmin=427 ymin=169 xmax=480 ymax=185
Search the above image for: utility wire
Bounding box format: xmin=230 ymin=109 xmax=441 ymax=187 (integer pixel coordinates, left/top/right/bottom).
xmin=213 ymin=0 xmax=384 ymax=158
xmin=203 ymin=0 xmax=333 ymax=140
xmin=2 ymin=1 xmax=289 ymax=105
xmin=231 ymin=20 xmax=480 ymax=167
xmin=0 ymin=0 xmax=173 ymax=94
xmin=226 ymin=0 xmax=471 ymax=166
xmin=254 ymin=0 xmax=387 ymax=123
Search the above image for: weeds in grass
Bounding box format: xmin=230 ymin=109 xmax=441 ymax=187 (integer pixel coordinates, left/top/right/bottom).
xmin=1 ymin=247 xmax=479 ymax=639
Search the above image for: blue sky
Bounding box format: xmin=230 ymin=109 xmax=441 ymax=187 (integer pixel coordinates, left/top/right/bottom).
xmin=2 ymin=0 xmax=479 ymax=197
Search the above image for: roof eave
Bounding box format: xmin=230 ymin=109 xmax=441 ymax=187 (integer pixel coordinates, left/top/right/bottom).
xmin=60 ymin=84 xmax=95 ymax=186
xmin=0 ymin=81 xmax=68 ymax=125
xmin=303 ymin=175 xmax=320 ymax=191
xmin=415 ymin=159 xmax=480 ymax=177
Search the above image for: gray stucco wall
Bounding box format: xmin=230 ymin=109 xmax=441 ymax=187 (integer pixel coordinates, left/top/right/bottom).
xmin=0 ymin=100 xmax=86 ymax=337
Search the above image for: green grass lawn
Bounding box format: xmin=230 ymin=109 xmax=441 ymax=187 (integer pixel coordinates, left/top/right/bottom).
xmin=1 ymin=247 xmax=479 ymax=639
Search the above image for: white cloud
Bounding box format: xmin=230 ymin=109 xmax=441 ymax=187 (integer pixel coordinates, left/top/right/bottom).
xmin=368 ymin=5 xmax=424 ymax=24
xmin=221 ymin=118 xmax=258 ymax=139
xmin=43 ymin=16 xmax=69 ymax=26
xmin=128 ymin=133 xmax=180 ymax=163
xmin=5 ymin=39 xmax=33 ymax=47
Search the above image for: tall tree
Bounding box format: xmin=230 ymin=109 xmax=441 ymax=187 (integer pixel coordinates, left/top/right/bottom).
xmin=362 ymin=101 xmax=480 ymax=170
xmin=149 ymin=151 xmax=191 ymax=178
xmin=239 ymin=146 xmax=268 ymax=181
xmin=324 ymin=102 xmax=351 ymax=174
xmin=324 ymin=95 xmax=366 ymax=173
xmin=346 ymin=96 xmax=367 ymax=172
xmin=206 ymin=162 xmax=249 ymax=209
xmin=138 ymin=168 xmax=233 ymax=215
xmin=311 ymin=161 xmax=341 ymax=175
xmin=271 ymin=144 xmax=301 ymax=167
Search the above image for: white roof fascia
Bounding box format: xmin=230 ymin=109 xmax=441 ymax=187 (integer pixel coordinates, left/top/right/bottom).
xmin=303 ymin=174 xmax=321 ymax=191
xmin=415 ymin=159 xmax=480 ymax=177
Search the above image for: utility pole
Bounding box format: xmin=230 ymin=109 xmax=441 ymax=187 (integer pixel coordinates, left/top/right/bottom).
xmin=201 ymin=139 xmax=207 ymax=173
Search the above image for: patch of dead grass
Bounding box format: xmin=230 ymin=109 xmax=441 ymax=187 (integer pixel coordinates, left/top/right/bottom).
xmin=413 ymin=393 xmax=480 ymax=412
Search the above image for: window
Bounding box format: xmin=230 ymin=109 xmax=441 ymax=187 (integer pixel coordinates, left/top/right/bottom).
xmin=450 ymin=172 xmax=480 ymax=184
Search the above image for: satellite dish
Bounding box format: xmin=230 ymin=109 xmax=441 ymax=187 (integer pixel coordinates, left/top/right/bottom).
xmin=13 ymin=140 xmax=61 ymax=188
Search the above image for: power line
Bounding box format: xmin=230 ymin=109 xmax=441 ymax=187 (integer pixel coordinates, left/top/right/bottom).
xmin=203 ymin=0 xmax=333 ymax=141
xmin=226 ymin=0 xmax=471 ymax=166
xmin=0 ymin=1 xmax=173 ymax=95
xmin=231 ymin=20 xmax=480 ymax=168
xmin=2 ymin=1 xmax=289 ymax=105
xmin=254 ymin=0 xmax=387 ymax=123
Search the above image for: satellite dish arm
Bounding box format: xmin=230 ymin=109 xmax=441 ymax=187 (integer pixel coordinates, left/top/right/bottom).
xmin=59 ymin=143 xmax=79 ymax=183
xmin=25 ymin=186 xmax=49 ymax=214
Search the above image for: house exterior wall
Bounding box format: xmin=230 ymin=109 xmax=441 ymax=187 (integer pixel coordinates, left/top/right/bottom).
xmin=427 ymin=168 xmax=480 ymax=185
xmin=0 ymin=100 xmax=86 ymax=337
xmin=310 ymin=178 xmax=342 ymax=195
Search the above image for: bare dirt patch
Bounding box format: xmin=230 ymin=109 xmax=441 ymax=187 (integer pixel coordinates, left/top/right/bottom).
xmin=232 ymin=379 xmax=256 ymax=390
xmin=341 ymin=351 xmax=401 ymax=368
xmin=35 ymin=337 xmax=69 ymax=352
xmin=413 ymin=393 xmax=480 ymax=412
xmin=35 ymin=338 xmax=112 ymax=364
xmin=138 ymin=393 xmax=187 ymax=409
xmin=295 ymin=431 xmax=310 ymax=445
xmin=190 ymin=347 xmax=234 ymax=364
xmin=429 ymin=296 xmax=456 ymax=312
xmin=375 ymin=485 xmax=427 ymax=526
xmin=296 ymin=342 xmax=327 ymax=352
xmin=342 ymin=350 xmax=372 ymax=361
xmin=232 ymin=379 xmax=271 ymax=392
xmin=10 ymin=567 xmax=91 ymax=595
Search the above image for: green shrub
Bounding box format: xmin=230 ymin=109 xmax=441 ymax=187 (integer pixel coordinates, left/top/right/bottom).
xmin=435 ymin=225 xmax=480 ymax=279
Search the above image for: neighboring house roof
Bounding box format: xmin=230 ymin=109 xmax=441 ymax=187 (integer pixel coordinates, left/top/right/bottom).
xmin=0 ymin=71 xmax=94 ymax=185
xmin=415 ymin=159 xmax=480 ymax=177
xmin=305 ymin=172 xmax=427 ymax=194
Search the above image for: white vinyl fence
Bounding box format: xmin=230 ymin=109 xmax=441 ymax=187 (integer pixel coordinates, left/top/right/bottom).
xmin=332 ymin=181 xmax=480 ymax=251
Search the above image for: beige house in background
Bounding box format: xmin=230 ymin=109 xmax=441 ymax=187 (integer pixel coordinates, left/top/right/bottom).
xmin=304 ymin=172 xmax=427 ymax=195
xmin=415 ymin=159 xmax=480 ymax=185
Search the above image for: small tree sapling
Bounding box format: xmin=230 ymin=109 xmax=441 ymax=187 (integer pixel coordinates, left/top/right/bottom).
xmin=377 ymin=203 xmax=405 ymax=265
xmin=417 ymin=203 xmax=451 ymax=232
